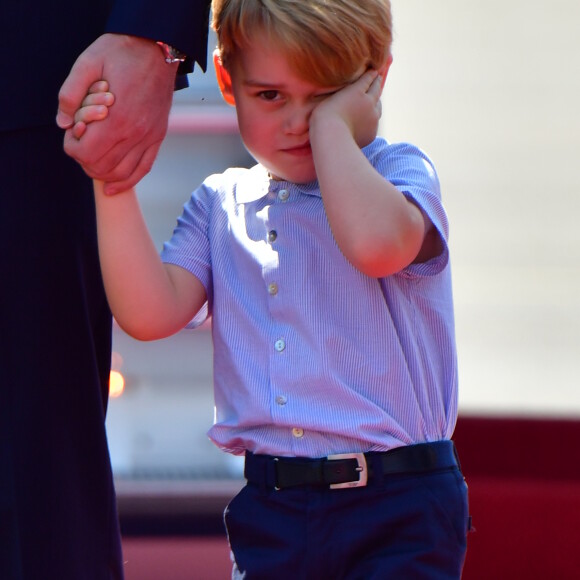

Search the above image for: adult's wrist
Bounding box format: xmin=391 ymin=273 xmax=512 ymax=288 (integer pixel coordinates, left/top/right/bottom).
xmin=117 ymin=34 xmax=189 ymax=87
xmin=112 ymin=34 xmax=182 ymax=82
xmin=156 ymin=42 xmax=187 ymax=64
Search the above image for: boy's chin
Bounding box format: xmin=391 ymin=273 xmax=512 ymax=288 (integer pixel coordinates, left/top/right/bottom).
xmin=268 ymin=167 xmax=317 ymax=185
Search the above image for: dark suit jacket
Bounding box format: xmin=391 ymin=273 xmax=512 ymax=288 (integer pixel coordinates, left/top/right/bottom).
xmin=0 ymin=0 xmax=210 ymax=132
xmin=0 ymin=2 xmax=210 ymax=578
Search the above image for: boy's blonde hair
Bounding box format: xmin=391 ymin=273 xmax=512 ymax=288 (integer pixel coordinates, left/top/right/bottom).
xmin=211 ymin=0 xmax=392 ymax=87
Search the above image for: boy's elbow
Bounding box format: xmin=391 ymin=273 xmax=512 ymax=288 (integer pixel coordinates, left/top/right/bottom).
xmin=347 ymin=221 xmax=425 ymax=278
xmin=347 ymin=245 xmax=412 ymax=278
xmin=113 ymin=315 xmax=178 ymax=342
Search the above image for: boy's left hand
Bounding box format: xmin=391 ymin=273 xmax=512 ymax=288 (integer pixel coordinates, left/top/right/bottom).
xmin=72 ymin=81 xmax=115 ymax=140
xmin=310 ymin=69 xmax=383 ymax=149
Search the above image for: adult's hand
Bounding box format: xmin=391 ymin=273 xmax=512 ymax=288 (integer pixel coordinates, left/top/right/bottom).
xmin=57 ymin=34 xmax=179 ymax=195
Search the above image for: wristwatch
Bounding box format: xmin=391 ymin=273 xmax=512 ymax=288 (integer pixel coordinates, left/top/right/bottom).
xmin=156 ymin=41 xmax=187 ymax=64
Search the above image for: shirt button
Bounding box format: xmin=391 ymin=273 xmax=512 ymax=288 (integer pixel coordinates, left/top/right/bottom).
xmin=274 ymin=339 xmax=286 ymax=352
xmin=268 ymin=230 xmax=278 ymax=243
xmin=268 ymin=282 xmax=278 ymax=296
xmin=275 ymin=395 xmax=287 ymax=406
xmin=278 ymin=189 xmax=289 ymax=202
xmin=292 ymin=427 xmax=304 ymax=438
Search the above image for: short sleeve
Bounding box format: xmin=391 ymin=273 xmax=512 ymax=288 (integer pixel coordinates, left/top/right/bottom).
xmin=369 ymin=141 xmax=450 ymax=278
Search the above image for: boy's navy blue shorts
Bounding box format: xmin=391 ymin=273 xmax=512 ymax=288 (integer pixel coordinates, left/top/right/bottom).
xmin=224 ymin=441 xmax=470 ymax=579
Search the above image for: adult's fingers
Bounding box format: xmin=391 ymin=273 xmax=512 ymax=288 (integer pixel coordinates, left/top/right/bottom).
xmin=60 ymin=34 xmax=175 ymax=185
xmin=102 ymin=142 xmax=161 ymax=196
xmin=57 ymin=51 xmax=103 ymax=129
xmin=63 ymin=112 xmax=163 ymax=181
xmin=71 ymin=122 xmax=87 ymax=140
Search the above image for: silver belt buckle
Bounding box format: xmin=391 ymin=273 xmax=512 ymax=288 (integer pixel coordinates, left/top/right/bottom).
xmin=327 ymin=452 xmax=368 ymax=489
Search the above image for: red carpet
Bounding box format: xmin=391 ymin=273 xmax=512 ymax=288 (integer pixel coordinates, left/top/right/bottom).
xmin=122 ymin=537 xmax=232 ymax=580
xmin=454 ymin=416 xmax=580 ymax=579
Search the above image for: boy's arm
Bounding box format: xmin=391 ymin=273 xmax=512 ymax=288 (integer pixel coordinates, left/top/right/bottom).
xmin=77 ymin=83 xmax=206 ymax=339
xmin=309 ymin=70 xmax=429 ymax=278
xmin=93 ymin=181 xmax=207 ymax=340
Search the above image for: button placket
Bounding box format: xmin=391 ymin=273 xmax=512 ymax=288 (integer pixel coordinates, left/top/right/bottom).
xmin=264 ymin=189 xmax=293 ymax=427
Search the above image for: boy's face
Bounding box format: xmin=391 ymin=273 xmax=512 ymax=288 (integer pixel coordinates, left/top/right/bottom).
xmin=217 ymin=35 xmax=357 ymax=184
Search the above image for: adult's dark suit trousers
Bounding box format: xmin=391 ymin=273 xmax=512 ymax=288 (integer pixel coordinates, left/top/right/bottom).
xmin=0 ymin=125 xmax=122 ymax=579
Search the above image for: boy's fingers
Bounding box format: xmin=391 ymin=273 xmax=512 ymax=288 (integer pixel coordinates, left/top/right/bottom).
xmin=75 ymin=104 xmax=110 ymax=125
xmin=88 ymin=80 xmax=110 ymax=94
xmin=81 ymin=92 xmax=115 ymax=108
xmin=362 ymin=70 xmax=380 ymax=92
xmin=368 ymin=75 xmax=383 ymax=98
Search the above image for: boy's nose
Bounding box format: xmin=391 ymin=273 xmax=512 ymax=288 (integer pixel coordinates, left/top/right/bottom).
xmin=284 ymin=104 xmax=314 ymax=134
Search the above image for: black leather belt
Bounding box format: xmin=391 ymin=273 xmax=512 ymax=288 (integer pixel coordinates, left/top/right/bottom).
xmin=244 ymin=441 xmax=458 ymax=490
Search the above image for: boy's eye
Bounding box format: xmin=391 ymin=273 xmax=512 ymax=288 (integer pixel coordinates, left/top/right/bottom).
xmin=258 ymin=90 xmax=280 ymax=101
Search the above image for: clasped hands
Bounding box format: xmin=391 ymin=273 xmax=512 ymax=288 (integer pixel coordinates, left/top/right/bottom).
xmin=56 ymin=34 xmax=179 ymax=195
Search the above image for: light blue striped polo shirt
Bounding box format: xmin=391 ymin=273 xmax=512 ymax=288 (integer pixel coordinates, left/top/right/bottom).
xmin=161 ymin=137 xmax=458 ymax=458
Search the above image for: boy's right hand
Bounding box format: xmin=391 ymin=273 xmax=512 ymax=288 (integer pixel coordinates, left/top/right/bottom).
xmin=310 ymin=69 xmax=384 ymax=150
xmin=72 ymin=81 xmax=115 ymax=140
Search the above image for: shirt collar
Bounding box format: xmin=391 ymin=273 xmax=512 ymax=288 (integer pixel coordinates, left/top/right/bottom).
xmin=234 ymin=164 xmax=321 ymax=204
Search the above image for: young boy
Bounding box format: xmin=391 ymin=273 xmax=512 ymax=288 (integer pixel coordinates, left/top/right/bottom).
xmin=78 ymin=0 xmax=470 ymax=577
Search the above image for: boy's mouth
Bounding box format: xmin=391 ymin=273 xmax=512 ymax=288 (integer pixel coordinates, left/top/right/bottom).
xmin=282 ymin=142 xmax=312 ymax=156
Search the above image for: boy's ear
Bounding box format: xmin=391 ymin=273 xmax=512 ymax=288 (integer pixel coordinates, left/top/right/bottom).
xmin=378 ymin=54 xmax=394 ymax=90
xmin=213 ymin=49 xmax=236 ymax=106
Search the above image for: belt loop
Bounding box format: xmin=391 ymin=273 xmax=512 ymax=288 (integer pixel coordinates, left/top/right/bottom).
xmin=451 ymin=441 xmax=463 ymax=473
xmin=266 ymin=456 xmax=278 ymax=491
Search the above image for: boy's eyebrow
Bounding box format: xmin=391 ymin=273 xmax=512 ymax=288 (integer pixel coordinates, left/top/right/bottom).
xmin=242 ymin=78 xmax=340 ymax=94
xmin=242 ymin=78 xmax=287 ymax=89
